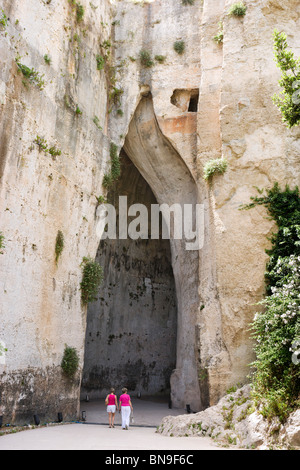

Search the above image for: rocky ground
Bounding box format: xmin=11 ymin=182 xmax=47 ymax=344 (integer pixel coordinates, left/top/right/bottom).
xmin=157 ymin=386 xmax=300 ymax=450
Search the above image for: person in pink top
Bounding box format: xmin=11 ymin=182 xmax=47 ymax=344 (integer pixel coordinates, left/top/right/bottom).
xmin=119 ymin=387 xmax=133 ymax=430
xmin=105 ymin=388 xmax=118 ymax=428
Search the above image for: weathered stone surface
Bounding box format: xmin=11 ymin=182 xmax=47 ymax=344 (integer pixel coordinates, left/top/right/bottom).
xmin=157 ymin=386 xmax=300 ymax=449
xmin=0 ymin=0 xmax=299 ymax=424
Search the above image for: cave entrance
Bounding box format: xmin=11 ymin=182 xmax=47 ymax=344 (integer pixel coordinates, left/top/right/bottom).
xmin=81 ymin=150 xmax=178 ymax=399
xmin=82 ymin=95 xmax=201 ymax=410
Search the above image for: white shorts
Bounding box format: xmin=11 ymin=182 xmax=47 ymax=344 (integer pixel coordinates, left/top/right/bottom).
xmin=107 ymin=405 xmax=116 ymax=413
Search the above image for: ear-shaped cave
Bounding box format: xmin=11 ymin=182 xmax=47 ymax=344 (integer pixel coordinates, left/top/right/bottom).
xmin=81 ymin=151 xmax=178 ymax=398
xmin=81 ymin=95 xmax=202 ymax=410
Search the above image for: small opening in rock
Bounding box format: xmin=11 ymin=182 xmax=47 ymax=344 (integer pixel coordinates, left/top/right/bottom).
xmin=188 ymin=91 xmax=199 ymax=112
xmin=170 ymin=89 xmax=199 ymax=112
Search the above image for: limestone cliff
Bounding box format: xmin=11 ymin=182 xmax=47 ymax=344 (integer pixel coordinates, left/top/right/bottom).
xmin=0 ymin=0 xmax=299 ymax=424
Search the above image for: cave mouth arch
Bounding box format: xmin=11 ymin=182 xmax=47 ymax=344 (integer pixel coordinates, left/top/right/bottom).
xmin=82 ymin=95 xmax=201 ymax=410
xmin=81 ymin=150 xmax=178 ymax=399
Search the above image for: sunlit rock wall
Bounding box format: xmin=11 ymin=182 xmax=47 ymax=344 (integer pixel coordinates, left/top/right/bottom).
xmin=0 ymin=0 xmax=299 ymax=423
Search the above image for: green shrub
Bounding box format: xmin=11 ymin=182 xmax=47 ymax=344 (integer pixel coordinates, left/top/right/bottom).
xmin=241 ymin=184 xmax=300 ymax=422
xmin=34 ymin=136 xmax=61 ymax=157
xmin=55 ymin=230 xmax=64 ymax=264
xmin=102 ymin=143 xmax=121 ymax=188
xmin=250 ymin=254 xmax=300 ymax=422
xmin=228 ymin=2 xmax=247 ymax=17
xmin=96 ymin=54 xmax=105 ymax=71
xmin=203 ymin=158 xmax=228 ymax=180
xmin=139 ymin=50 xmax=154 ymax=68
xmin=174 ymin=40 xmax=185 ymax=55
xmin=0 ymin=232 xmax=5 ymax=254
xmin=34 ymin=136 xmax=48 ymax=152
xmin=61 ymin=345 xmax=79 ymax=378
xmin=272 ymin=30 xmax=300 ymax=128
xmin=240 ymin=184 xmax=300 ymax=291
xmin=76 ymin=2 xmax=84 ymax=22
xmin=155 ymin=55 xmax=166 ymax=64
xmin=44 ymin=54 xmax=51 ymax=65
xmin=0 ymin=342 xmax=7 ymax=357
xmin=213 ymin=22 xmax=224 ymax=44
xmin=16 ymin=59 xmax=45 ymax=90
xmin=80 ymin=256 xmax=104 ymax=304
xmin=68 ymin=1 xmax=84 ymax=23
xmin=182 ymin=0 xmax=195 ymax=5
xmin=109 ymin=87 xmax=124 ymax=107
xmin=0 ymin=10 xmax=8 ymax=28
xmin=48 ymin=146 xmax=62 ymax=157
xmin=93 ymin=115 xmax=102 ymax=130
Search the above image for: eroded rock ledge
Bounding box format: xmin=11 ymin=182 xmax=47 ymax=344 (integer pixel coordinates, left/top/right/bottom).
xmin=157 ymin=386 xmax=300 ymax=450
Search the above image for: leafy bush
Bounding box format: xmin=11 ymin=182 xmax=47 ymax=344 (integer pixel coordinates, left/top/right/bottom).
xmin=80 ymin=257 xmax=104 ymax=304
xmin=61 ymin=345 xmax=79 ymax=378
xmin=16 ymin=59 xmax=45 ymax=90
xmin=182 ymin=0 xmax=195 ymax=4
xmin=203 ymin=158 xmax=228 ymax=180
xmin=0 ymin=10 xmax=8 ymax=28
xmin=228 ymin=2 xmax=247 ymax=17
xmin=155 ymin=55 xmax=166 ymax=64
xmin=242 ymin=184 xmax=300 ymax=422
xmin=250 ymin=255 xmax=300 ymax=422
xmin=272 ymin=30 xmax=300 ymax=128
xmin=174 ymin=40 xmax=185 ymax=55
xmin=102 ymin=143 xmax=121 ymax=189
xmin=34 ymin=136 xmax=61 ymax=158
xmin=0 ymin=232 xmax=5 ymax=254
xmin=0 ymin=342 xmax=7 ymax=357
xmin=109 ymin=87 xmax=124 ymax=107
xmin=139 ymin=50 xmax=154 ymax=68
xmin=96 ymin=54 xmax=105 ymax=71
xmin=44 ymin=54 xmax=51 ymax=65
xmin=213 ymin=22 xmax=224 ymax=44
xmin=241 ymin=184 xmax=300 ymax=292
xmin=55 ymin=230 xmax=64 ymax=264
xmin=76 ymin=3 xmax=84 ymax=22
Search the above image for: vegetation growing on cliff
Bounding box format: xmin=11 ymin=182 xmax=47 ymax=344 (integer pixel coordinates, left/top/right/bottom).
xmin=61 ymin=345 xmax=79 ymax=378
xmin=0 ymin=232 xmax=5 ymax=254
xmin=213 ymin=22 xmax=224 ymax=45
xmin=55 ymin=230 xmax=64 ymax=264
xmin=139 ymin=49 xmax=154 ymax=68
xmin=173 ymin=40 xmax=185 ymax=55
xmin=102 ymin=143 xmax=121 ymax=188
xmin=272 ymin=30 xmax=300 ymax=128
xmin=34 ymin=136 xmax=62 ymax=158
xmin=182 ymin=0 xmax=195 ymax=5
xmin=203 ymin=158 xmax=228 ymax=181
xmin=0 ymin=10 xmax=8 ymax=29
xmin=15 ymin=58 xmax=45 ymax=90
xmin=0 ymin=342 xmax=7 ymax=357
xmin=242 ymin=184 xmax=300 ymax=422
xmin=68 ymin=0 xmax=85 ymax=23
xmin=80 ymin=256 xmax=104 ymax=304
xmin=228 ymin=2 xmax=247 ymax=17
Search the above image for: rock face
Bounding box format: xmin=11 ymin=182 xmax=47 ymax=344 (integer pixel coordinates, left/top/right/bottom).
xmin=157 ymin=385 xmax=300 ymax=449
xmin=0 ymin=0 xmax=299 ymax=424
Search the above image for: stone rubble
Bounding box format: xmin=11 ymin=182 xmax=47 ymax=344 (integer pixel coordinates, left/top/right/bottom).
xmin=157 ymin=386 xmax=300 ymax=450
